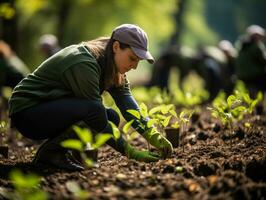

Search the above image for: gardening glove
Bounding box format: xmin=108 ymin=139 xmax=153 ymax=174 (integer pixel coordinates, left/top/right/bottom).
xmin=142 ymin=129 xmax=173 ymax=158
xmin=124 ymin=143 xmax=160 ymax=163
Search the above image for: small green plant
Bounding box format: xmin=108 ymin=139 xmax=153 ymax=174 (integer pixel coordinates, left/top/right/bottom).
xmin=149 ymin=104 xmax=193 ymax=151
xmin=235 ymin=90 xmax=263 ymax=115
xmin=66 ymin=181 xmax=90 ymax=199
xmin=122 ymin=119 xmax=139 ymax=142
xmin=127 ymin=103 xmax=194 ymax=150
xmin=208 ymin=88 xmax=263 ymax=144
xmin=178 ymin=109 xmax=194 ymax=152
xmin=4 ymin=169 xmax=48 ymax=200
xmin=127 ymin=102 xmax=165 ymax=151
xmin=148 ymin=104 xmax=179 ymax=129
xmin=233 ymin=80 xmax=263 ymax=115
xmin=208 ymin=94 xmax=246 ymax=144
xmin=61 ymin=125 xmax=113 ymax=167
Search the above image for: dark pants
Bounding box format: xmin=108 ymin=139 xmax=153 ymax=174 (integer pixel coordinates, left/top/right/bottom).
xmin=11 ymin=98 xmax=126 ymax=153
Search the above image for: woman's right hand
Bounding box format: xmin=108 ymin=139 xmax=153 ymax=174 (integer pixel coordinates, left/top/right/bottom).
xmin=142 ymin=129 xmax=173 ymax=158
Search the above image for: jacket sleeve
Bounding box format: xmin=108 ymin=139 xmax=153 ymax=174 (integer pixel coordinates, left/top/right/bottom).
xmin=108 ymin=77 xmax=148 ymax=134
xmin=62 ymin=62 xmax=101 ymax=101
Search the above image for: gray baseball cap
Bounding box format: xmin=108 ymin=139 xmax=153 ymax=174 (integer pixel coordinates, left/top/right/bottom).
xmin=112 ymin=24 xmax=155 ymax=64
xmin=246 ymin=25 xmax=265 ymax=37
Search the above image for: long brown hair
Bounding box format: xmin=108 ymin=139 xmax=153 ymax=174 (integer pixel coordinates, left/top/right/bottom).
xmin=82 ymin=36 xmax=129 ymax=89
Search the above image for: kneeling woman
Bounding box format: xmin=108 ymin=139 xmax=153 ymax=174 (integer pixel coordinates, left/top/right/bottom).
xmin=9 ymin=24 xmax=173 ymax=171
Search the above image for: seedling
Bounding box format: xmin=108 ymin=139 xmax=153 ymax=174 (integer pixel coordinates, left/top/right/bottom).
xmin=4 ymin=169 xmax=48 ymax=200
xmin=207 ymin=89 xmax=263 ymax=144
xmin=122 ymin=119 xmax=139 ymax=142
xmin=150 ymin=104 xmax=176 ymax=128
xmin=233 ymin=80 xmax=263 ymax=115
xmin=208 ymin=94 xmax=245 ymax=144
xmin=178 ymin=109 xmax=194 ymax=152
xmin=61 ymin=125 xmax=113 ymax=167
xmin=127 ymin=104 xmax=156 ymax=151
xmin=235 ymin=90 xmax=263 ymax=115
xmin=148 ymin=104 xmax=180 ymax=148
xmin=127 ymin=103 xmax=194 ymax=150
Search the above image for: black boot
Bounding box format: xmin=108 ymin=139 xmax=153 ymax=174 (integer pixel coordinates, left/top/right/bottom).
xmin=32 ymin=134 xmax=84 ymax=171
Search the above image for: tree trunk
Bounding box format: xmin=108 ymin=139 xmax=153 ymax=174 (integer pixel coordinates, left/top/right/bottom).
xmin=56 ymin=0 xmax=72 ymax=46
xmin=169 ymin=0 xmax=187 ymax=46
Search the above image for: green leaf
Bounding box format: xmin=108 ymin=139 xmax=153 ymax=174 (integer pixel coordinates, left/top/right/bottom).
xmin=156 ymin=114 xmax=167 ymax=120
xmin=169 ymin=109 xmax=177 ymax=118
xmin=179 ymin=110 xmax=185 ymax=119
xmin=162 ymin=115 xmax=172 ymax=127
xmin=147 ymin=119 xmax=157 ymax=128
xmin=84 ymin=158 xmax=94 ymax=167
xmin=129 ymin=131 xmax=139 ymax=140
xmin=231 ymin=106 xmax=246 ymax=118
xmin=243 ymin=93 xmax=251 ymax=104
xmin=73 ymin=125 xmax=92 ymax=144
xmin=109 ymin=121 xmax=120 ymax=140
xmin=10 ymin=170 xmax=40 ymax=188
xmin=256 ymin=91 xmax=263 ymax=102
xmin=61 ymin=139 xmax=83 ymax=151
xmin=93 ymin=134 xmax=113 ymax=149
xmin=127 ymin=109 xmax=141 ymax=119
xmin=122 ymin=120 xmax=134 ymax=134
xmin=227 ymin=95 xmax=236 ymax=108
xmin=161 ymin=104 xmax=173 ymax=114
xmin=27 ymin=192 xmax=47 ymax=200
xmin=171 ymin=122 xmax=179 ymax=129
xmin=149 ymin=105 xmax=162 ymax=115
xmin=250 ymin=99 xmax=258 ymax=113
xmin=139 ymin=102 xmax=148 ymax=118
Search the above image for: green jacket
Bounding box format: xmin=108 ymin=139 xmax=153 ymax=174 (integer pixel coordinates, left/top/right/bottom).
xmin=9 ymin=44 xmax=132 ymax=116
xmin=8 ymin=44 xmax=151 ymax=134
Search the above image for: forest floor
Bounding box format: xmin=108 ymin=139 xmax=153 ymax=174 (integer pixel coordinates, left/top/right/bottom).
xmin=0 ymin=103 xmax=266 ymax=200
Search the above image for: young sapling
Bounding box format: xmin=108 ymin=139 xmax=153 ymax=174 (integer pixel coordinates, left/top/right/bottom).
xmin=61 ymin=125 xmax=113 ymax=167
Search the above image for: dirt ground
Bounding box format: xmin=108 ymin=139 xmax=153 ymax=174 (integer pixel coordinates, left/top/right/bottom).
xmin=0 ymin=104 xmax=266 ymax=200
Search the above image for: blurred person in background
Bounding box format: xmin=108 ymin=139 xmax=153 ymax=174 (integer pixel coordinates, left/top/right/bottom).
xmin=235 ymin=25 xmax=266 ymax=95
xmin=0 ymin=40 xmax=30 ymax=90
xmin=194 ymin=45 xmax=225 ymax=101
xmin=9 ymin=24 xmax=173 ymax=171
xmin=0 ymin=40 xmax=30 ymax=119
xmin=147 ymin=42 xmax=235 ymax=101
xmin=217 ymin=40 xmax=237 ymax=95
xmin=39 ymin=34 xmax=61 ymax=59
xmin=147 ymin=45 xmax=197 ymax=92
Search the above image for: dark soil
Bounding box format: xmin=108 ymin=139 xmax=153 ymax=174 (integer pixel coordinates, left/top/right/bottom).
xmin=0 ymin=105 xmax=266 ymax=200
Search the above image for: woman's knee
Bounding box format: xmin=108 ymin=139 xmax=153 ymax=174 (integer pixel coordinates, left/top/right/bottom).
xmin=106 ymin=108 xmax=120 ymax=127
xmin=84 ymin=101 xmax=108 ymax=132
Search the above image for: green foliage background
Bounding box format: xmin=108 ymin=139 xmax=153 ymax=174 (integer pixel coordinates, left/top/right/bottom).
xmin=1 ymin=0 xmax=265 ymax=73
xmin=13 ymin=0 xmax=176 ymax=70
